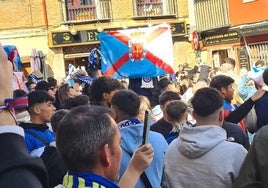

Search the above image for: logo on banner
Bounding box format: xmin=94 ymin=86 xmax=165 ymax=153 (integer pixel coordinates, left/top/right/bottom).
xmin=98 ymin=23 xmax=175 ymax=78
xmin=129 ymin=31 xmax=146 ymax=61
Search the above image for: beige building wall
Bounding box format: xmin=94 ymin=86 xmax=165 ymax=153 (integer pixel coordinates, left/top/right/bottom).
xmin=174 ymin=40 xmax=195 ymax=70
xmin=0 ymin=0 xmax=62 ymax=29
xmin=0 ymin=0 xmax=195 ymax=79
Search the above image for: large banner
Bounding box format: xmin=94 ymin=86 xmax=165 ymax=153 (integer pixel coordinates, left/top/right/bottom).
xmin=98 ymin=23 xmax=174 ymax=78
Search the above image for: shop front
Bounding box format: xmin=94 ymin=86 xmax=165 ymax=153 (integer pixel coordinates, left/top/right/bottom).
xmin=239 ymin=22 xmax=268 ymax=68
xmin=198 ymin=22 xmax=268 ymax=74
xmin=200 ymin=28 xmax=242 ymax=73
xmin=48 ymin=22 xmax=191 ymax=79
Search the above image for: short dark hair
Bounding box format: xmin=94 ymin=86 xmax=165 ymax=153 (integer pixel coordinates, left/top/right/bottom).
xmin=27 ymin=90 xmax=55 ymax=109
xmin=165 ymin=100 xmax=187 ymax=122
xmin=89 ymin=77 xmax=122 ymax=103
xmin=263 ymin=68 xmax=268 ymax=85
xmin=47 ymin=77 xmax=57 ymax=88
xmin=158 ymin=77 xmax=172 ymax=92
xmin=111 ymin=89 xmax=140 ymax=117
xmin=209 ymin=75 xmax=234 ymax=91
xmin=25 ymin=81 xmax=36 ymax=91
xmin=50 ymin=109 xmax=69 ymax=133
xmin=159 ymin=90 xmax=181 ymax=106
xmin=63 ymin=95 xmax=89 ymax=110
xmin=13 ymin=89 xmax=27 ymax=98
xmin=56 ymin=105 xmax=116 ymax=172
xmin=191 ymin=87 xmax=223 ymax=117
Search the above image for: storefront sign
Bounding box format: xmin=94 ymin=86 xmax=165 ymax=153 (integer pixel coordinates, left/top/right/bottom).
xmin=170 ymin=22 xmax=185 ymax=35
xmin=52 ymin=32 xmax=82 ymax=45
xmin=50 ymin=22 xmax=186 ymax=47
xmin=52 ymin=30 xmax=99 ymax=46
xmin=240 ymin=23 xmax=268 ymax=37
xmin=202 ymin=30 xmax=241 ymax=46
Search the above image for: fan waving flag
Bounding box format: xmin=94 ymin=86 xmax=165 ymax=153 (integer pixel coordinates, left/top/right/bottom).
xmin=98 ymin=23 xmax=174 ymax=79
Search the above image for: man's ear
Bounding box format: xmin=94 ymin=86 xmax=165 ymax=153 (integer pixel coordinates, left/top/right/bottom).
xmin=33 ymin=105 xmax=41 ymax=115
xmin=165 ymin=113 xmax=171 ymax=123
xmin=220 ymin=87 xmax=226 ymax=95
xmin=100 ymin=144 xmax=111 ymax=167
xmin=103 ymin=93 xmax=109 ymax=100
xmin=219 ymin=108 xmax=224 ymax=122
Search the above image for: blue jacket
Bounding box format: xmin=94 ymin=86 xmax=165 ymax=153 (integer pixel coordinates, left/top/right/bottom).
xmin=117 ymin=118 xmax=168 ymax=188
xmin=19 ymin=122 xmax=55 ymax=156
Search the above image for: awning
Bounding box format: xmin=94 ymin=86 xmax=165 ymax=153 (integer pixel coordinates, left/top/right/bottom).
xmin=234 ymin=21 xmax=268 ymax=37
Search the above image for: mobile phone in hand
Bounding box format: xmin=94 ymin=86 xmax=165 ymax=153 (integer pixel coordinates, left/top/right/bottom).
xmin=142 ymin=109 xmax=151 ymax=145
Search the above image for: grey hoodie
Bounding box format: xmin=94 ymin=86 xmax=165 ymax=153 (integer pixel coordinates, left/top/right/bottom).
xmin=164 ymin=124 xmax=247 ymax=188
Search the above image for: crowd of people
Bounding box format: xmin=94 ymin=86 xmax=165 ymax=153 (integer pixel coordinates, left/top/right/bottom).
xmin=1 ymin=41 xmax=268 ymax=188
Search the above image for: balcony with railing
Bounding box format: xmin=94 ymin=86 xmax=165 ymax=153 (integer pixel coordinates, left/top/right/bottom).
xmin=194 ymin=0 xmax=230 ymax=31
xmin=133 ymin=0 xmax=178 ymax=19
xmin=66 ymin=0 xmax=111 ymax=23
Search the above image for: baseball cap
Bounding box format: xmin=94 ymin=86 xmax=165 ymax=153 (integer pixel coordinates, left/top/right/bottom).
xmin=35 ymin=81 xmax=54 ymax=91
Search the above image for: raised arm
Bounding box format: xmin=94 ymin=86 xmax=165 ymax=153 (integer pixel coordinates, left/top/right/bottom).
xmin=0 ymin=43 xmax=16 ymax=126
xmin=118 ymin=143 xmax=154 ymax=188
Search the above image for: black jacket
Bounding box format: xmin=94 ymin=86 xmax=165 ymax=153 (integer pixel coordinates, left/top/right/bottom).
xmin=41 ymin=145 xmax=67 ymax=187
xmin=150 ymin=118 xmax=173 ymax=138
xmin=222 ymin=121 xmax=250 ymax=150
xmin=225 ymin=98 xmax=255 ymax=124
xmin=0 ymin=132 xmax=48 ymax=187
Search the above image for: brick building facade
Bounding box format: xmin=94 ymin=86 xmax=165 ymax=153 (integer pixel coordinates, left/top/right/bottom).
xmin=0 ymin=0 xmax=194 ymax=80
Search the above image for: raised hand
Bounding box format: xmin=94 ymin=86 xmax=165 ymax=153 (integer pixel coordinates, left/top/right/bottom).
xmin=118 ymin=143 xmax=154 ymax=188
xmin=0 ymin=43 xmax=16 ymax=125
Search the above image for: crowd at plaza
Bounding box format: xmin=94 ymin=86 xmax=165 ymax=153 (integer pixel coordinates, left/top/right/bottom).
xmin=1 ymin=42 xmax=268 ymax=188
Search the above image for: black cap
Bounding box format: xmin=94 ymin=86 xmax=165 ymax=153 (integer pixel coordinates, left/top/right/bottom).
xmin=35 ymin=81 xmax=54 ymax=91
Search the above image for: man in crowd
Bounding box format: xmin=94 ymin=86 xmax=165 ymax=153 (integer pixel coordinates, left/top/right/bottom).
xmin=164 ymin=87 xmax=247 ymax=187
xmin=150 ymin=90 xmax=181 ymax=138
xmin=35 ymin=80 xmax=56 ymax=98
xmin=210 ymin=74 xmax=265 ymax=132
xmin=89 ymin=76 xmax=123 ymax=107
xmin=56 ymin=105 xmax=154 ymax=188
xmin=111 ymin=90 xmax=168 ymax=188
xmin=19 ymin=90 xmax=56 ymax=157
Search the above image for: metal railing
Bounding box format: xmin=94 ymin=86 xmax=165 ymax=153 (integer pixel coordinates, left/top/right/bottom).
xmin=134 ymin=0 xmax=177 ymax=17
xmin=66 ymin=0 xmax=111 ymax=22
xmin=194 ymin=0 xmax=230 ymax=31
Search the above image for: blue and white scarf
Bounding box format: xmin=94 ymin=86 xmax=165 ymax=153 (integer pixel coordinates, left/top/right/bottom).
xmin=118 ymin=118 xmax=142 ymax=129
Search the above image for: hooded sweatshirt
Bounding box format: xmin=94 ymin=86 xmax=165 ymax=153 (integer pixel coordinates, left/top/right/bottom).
xmin=164 ymin=124 xmax=247 ymax=188
xmin=118 ymin=118 xmax=168 ymax=188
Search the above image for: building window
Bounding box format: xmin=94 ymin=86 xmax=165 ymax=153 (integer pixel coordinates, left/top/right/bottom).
xmin=80 ymin=0 xmax=93 ymax=5
xmin=66 ymin=0 xmax=111 ymax=22
xmin=248 ymin=42 xmax=268 ymax=67
xmin=134 ymin=0 xmax=177 ymax=18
